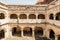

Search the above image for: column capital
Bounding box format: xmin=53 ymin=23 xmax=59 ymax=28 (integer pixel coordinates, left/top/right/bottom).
xmin=32 ymin=28 xmax=34 ymax=31
xmin=21 ymin=28 xmax=23 ymax=31
xmin=55 ymin=34 xmax=58 ymax=36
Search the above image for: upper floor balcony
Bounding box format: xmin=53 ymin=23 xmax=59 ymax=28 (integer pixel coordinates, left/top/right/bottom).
xmin=0 ymin=11 xmax=60 ymax=27
xmin=9 ymin=19 xmax=46 ymax=23
xmin=9 ymin=14 xmax=46 ymax=23
xmin=47 ymin=19 xmax=60 ymax=26
xmin=47 ymin=12 xmax=60 ymax=26
xmin=0 ymin=13 xmax=46 ymax=25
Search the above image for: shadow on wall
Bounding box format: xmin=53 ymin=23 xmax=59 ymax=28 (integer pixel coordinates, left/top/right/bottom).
xmin=12 ymin=27 xmax=21 ymax=37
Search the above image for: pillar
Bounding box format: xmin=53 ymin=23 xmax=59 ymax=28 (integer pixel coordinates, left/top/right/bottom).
xmin=45 ymin=30 xmax=50 ymax=38
xmin=54 ymin=15 xmax=56 ymax=24
xmin=5 ymin=25 xmax=12 ymax=40
xmin=54 ymin=15 xmax=56 ymax=20
xmin=32 ymin=26 xmax=35 ymax=37
xmin=9 ymin=29 xmax=12 ymax=37
xmin=32 ymin=29 xmax=34 ymax=37
xmin=43 ymin=29 xmax=46 ymax=37
xmin=55 ymin=35 xmax=58 ymax=40
xmin=36 ymin=14 xmax=38 ymax=19
xmin=21 ymin=28 xmax=23 ymax=37
xmin=5 ymin=30 xmax=8 ymax=39
xmin=5 ymin=26 xmax=10 ymax=39
xmin=5 ymin=29 xmax=11 ymax=40
xmin=27 ymin=14 xmax=29 ymax=19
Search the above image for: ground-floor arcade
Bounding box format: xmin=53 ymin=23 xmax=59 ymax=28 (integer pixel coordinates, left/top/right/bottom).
xmin=0 ymin=24 xmax=60 ymax=40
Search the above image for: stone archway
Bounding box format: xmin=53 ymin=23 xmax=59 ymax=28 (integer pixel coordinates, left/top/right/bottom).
xmin=49 ymin=30 xmax=55 ymax=40
xmin=49 ymin=14 xmax=54 ymax=20
xmin=38 ymin=14 xmax=45 ymax=19
xmin=23 ymin=27 xmax=32 ymax=37
xmin=35 ymin=27 xmax=43 ymax=36
xmin=29 ymin=14 xmax=36 ymax=19
xmin=19 ymin=14 xmax=27 ymax=19
xmin=56 ymin=12 xmax=60 ymax=20
xmin=0 ymin=13 xmax=5 ymax=19
xmin=12 ymin=27 xmax=21 ymax=37
xmin=0 ymin=30 xmax=5 ymax=39
xmin=10 ymin=14 xmax=18 ymax=19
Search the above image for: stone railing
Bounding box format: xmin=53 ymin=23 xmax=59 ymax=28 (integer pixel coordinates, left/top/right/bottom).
xmin=54 ymin=20 xmax=60 ymax=26
xmin=47 ymin=20 xmax=60 ymax=26
xmin=9 ymin=19 xmax=46 ymax=23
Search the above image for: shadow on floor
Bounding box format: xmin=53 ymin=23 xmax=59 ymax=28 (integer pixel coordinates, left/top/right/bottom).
xmin=35 ymin=35 xmax=50 ymax=40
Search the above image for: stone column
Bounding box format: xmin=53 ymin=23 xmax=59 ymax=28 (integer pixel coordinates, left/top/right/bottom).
xmin=9 ymin=29 xmax=12 ymax=37
xmin=32 ymin=29 xmax=34 ymax=37
xmin=54 ymin=15 xmax=56 ymax=24
xmin=36 ymin=14 xmax=38 ymax=19
xmin=54 ymin=15 xmax=56 ymax=20
xmin=43 ymin=29 xmax=46 ymax=37
xmin=5 ymin=30 xmax=7 ymax=39
xmin=27 ymin=14 xmax=29 ymax=23
xmin=32 ymin=26 xmax=35 ymax=37
xmin=55 ymin=35 xmax=58 ymax=40
xmin=4 ymin=26 xmax=10 ymax=39
xmin=21 ymin=28 xmax=23 ymax=37
xmin=27 ymin=14 xmax=29 ymax=19
xmin=45 ymin=30 xmax=50 ymax=38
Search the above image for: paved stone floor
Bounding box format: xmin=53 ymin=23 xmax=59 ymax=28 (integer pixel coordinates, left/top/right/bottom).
xmin=5 ymin=36 xmax=35 ymax=40
xmin=1 ymin=36 xmax=50 ymax=40
xmin=0 ymin=36 xmax=50 ymax=40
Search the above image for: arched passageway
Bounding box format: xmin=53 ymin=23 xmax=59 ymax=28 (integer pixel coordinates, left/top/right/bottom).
xmin=38 ymin=14 xmax=45 ymax=19
xmin=23 ymin=27 xmax=32 ymax=37
xmin=10 ymin=14 xmax=18 ymax=19
xmin=0 ymin=30 xmax=5 ymax=39
xmin=0 ymin=13 xmax=5 ymax=19
xmin=19 ymin=14 xmax=27 ymax=19
xmin=56 ymin=12 xmax=60 ymax=20
xmin=49 ymin=30 xmax=55 ymax=40
xmin=35 ymin=27 xmax=43 ymax=36
xmin=12 ymin=27 xmax=21 ymax=37
xmin=49 ymin=14 xmax=54 ymax=20
xmin=29 ymin=14 xmax=36 ymax=19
